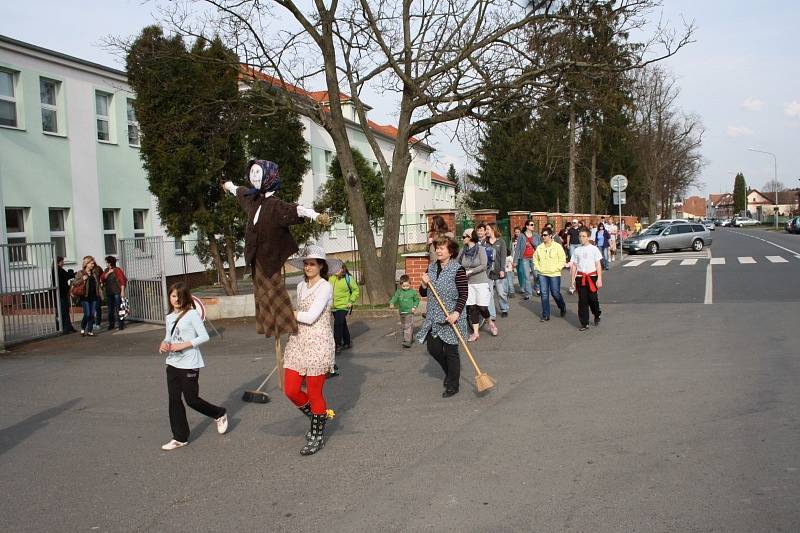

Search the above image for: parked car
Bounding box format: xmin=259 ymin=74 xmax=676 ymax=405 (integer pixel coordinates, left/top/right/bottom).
xmin=623 ymin=222 xmax=712 ymax=254
xmin=702 ymin=220 xmax=715 ymax=231
xmin=713 ymin=219 xmax=723 ymax=226
xmin=720 ymin=218 xmax=732 ymax=227
xmin=786 ymin=216 xmax=800 ymax=234
xmin=732 ymin=216 xmax=759 ymax=227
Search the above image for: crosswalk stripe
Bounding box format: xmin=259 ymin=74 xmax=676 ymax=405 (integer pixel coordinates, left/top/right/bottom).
xmin=624 ymin=260 xmax=645 ymax=267
xmin=766 ymin=255 xmax=788 ymax=263
xmin=680 ymin=259 xmax=698 ymax=265
xmin=652 ymin=259 xmax=671 ymax=266
xmin=710 ymin=258 xmax=725 ymax=265
xmin=738 ymin=256 xmax=756 ymax=264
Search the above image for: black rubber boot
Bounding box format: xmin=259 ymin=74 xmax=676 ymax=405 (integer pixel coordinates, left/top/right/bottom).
xmin=298 ymin=404 xmax=312 ymax=439
xmin=300 ymin=414 xmax=327 ymax=455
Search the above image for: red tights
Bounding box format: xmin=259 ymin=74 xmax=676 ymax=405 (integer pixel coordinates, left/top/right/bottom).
xmin=283 ymin=368 xmax=327 ymax=415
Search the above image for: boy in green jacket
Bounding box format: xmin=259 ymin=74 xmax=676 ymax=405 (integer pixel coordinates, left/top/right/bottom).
xmin=389 ymin=274 xmax=420 ymax=348
xmin=331 ymin=266 xmax=360 ymax=353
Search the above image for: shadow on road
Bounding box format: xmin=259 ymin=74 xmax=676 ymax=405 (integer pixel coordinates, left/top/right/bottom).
xmin=0 ymin=398 xmax=82 ymax=456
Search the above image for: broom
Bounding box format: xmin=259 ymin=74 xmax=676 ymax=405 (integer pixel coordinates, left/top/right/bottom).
xmin=426 ymin=281 xmax=496 ymax=393
xmin=241 ymin=365 xmax=278 ymax=403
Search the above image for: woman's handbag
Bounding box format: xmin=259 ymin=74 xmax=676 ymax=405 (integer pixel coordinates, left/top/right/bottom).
xmin=70 ymin=278 xmax=87 ymax=298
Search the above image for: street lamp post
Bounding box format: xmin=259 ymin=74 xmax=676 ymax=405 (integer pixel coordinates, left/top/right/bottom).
xmin=746 ymin=148 xmax=778 ymax=228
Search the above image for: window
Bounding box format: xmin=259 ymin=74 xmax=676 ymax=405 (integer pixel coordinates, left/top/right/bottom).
xmin=691 ymin=224 xmax=705 ymax=232
xmin=0 ymin=68 xmax=19 ymax=128
xmin=40 ymin=78 xmax=60 ymax=133
xmin=324 ymin=150 xmax=333 ymax=174
xmin=95 ymin=91 xmax=112 ymax=141
xmin=133 ymin=209 xmax=148 ymax=238
xmin=126 ymin=98 xmax=139 ymax=146
xmin=174 ymin=236 xmax=185 ymax=254
xmin=677 ymin=224 xmax=693 ymax=234
xmin=5 ymin=207 xmax=28 ymax=262
xmin=49 ymin=208 xmax=69 ymax=258
xmin=102 ymin=209 xmax=118 ymax=255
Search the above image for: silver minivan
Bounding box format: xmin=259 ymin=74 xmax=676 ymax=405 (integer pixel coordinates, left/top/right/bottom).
xmin=623 ymin=222 xmax=713 ymax=254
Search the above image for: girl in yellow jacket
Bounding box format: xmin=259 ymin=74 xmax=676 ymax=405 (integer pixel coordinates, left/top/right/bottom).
xmin=533 ymin=228 xmax=567 ymax=322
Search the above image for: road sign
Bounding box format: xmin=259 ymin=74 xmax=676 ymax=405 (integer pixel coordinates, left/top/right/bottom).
xmin=610 ymin=174 xmax=628 ymax=192
xmin=613 ymin=191 xmax=627 ymax=205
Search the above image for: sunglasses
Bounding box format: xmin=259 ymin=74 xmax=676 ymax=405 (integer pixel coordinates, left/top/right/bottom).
xmin=527 ymin=223 xmax=535 ymax=227
xmin=541 ymin=233 xmax=551 ymax=237
xmin=462 ymin=235 xmax=471 ymax=239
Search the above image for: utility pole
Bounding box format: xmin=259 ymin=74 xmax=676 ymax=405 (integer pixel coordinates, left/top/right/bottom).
xmin=746 ymin=148 xmax=779 ymax=228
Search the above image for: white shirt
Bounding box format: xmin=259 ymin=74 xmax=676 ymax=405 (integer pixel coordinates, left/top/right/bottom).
xmin=296 ymin=279 xmax=333 ymax=324
xmin=572 ymin=244 xmax=602 ymax=274
xmin=223 ymin=181 xmax=319 ymax=224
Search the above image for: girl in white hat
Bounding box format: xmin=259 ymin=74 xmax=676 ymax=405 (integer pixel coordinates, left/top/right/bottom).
xmin=283 ymin=245 xmax=342 ymax=455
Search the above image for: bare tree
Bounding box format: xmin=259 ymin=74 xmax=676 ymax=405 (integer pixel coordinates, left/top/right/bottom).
xmin=630 ymin=66 xmax=704 ymax=220
xmin=762 ymin=179 xmax=788 ymax=193
xmin=160 ymin=0 xmax=693 ymax=301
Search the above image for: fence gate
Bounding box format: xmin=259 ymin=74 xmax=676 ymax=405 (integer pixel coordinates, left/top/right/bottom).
xmin=0 ymin=242 xmax=60 ymax=347
xmin=119 ymin=236 xmax=167 ymax=324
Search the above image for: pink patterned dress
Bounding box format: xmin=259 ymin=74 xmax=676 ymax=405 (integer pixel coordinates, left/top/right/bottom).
xmin=283 ymin=280 xmax=336 ymax=376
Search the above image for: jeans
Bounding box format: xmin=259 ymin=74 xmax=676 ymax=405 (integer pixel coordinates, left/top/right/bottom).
xmin=106 ymin=293 xmax=124 ymax=329
xmin=504 ymin=272 xmax=514 ymax=295
xmin=166 ymin=365 xmax=225 ymax=443
xmin=516 ymin=259 xmax=528 ymax=296
xmin=518 ymin=258 xmax=533 ymax=297
xmin=489 ymin=277 xmax=509 ymax=313
xmin=426 ymin=333 xmax=460 ymax=391
xmin=332 ymin=309 xmax=351 ymax=347
xmin=600 ymin=247 xmax=610 ymax=269
xmin=94 ymin=300 xmax=102 ymax=327
xmin=80 ymin=300 xmax=96 ymax=332
xmin=539 ymin=275 xmax=566 ymax=319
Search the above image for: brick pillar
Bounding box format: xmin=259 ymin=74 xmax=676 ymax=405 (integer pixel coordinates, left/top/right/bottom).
xmin=548 ymin=212 xmax=563 ymax=231
xmin=530 ymin=211 xmax=548 ymax=231
xmin=472 ymin=209 xmax=499 ymax=225
xmin=508 ymin=211 xmax=530 ymax=235
xmin=424 ymin=209 xmax=457 ymax=235
xmin=403 ymin=253 xmax=430 ymax=297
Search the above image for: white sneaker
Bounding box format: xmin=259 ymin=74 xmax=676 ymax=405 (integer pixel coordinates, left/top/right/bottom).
xmin=216 ymin=413 xmax=228 ymax=434
xmin=161 ymin=439 xmax=188 ymax=451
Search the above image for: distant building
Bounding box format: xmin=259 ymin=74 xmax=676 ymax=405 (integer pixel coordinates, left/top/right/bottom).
xmin=708 ymin=193 xmax=735 ymax=219
xmin=746 ymin=189 xmax=800 ymax=220
xmin=676 ymin=195 xmax=706 ymax=219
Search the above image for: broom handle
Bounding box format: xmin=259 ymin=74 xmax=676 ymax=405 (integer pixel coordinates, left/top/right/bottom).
xmin=426 ymin=280 xmax=484 ymax=376
xmin=275 ymin=336 xmax=285 ymax=391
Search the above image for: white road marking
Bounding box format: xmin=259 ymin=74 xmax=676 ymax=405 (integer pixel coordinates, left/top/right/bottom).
xmin=727 ymin=229 xmax=800 ymax=256
xmin=765 ymin=255 xmax=788 ymax=263
xmin=680 ymin=259 xmax=698 ymax=265
xmin=738 ymin=256 xmax=756 ymax=264
xmin=624 ymin=260 xmax=645 ymax=267
xmin=704 ymin=257 xmax=713 ymax=305
xmin=652 ymin=259 xmax=671 ymax=266
xmin=710 ymin=258 xmax=725 ymax=265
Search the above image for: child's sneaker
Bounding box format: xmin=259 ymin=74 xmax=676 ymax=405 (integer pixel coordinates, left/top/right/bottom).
xmin=216 ymin=413 xmax=228 ymax=434
xmin=161 ymin=439 xmax=188 ymax=451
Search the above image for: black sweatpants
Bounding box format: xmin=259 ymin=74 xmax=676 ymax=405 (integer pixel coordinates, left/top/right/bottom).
xmin=426 ymin=333 xmax=461 ymax=391
xmin=166 ymin=365 xmax=225 ymax=442
xmin=577 ymin=275 xmax=601 ymax=327
xmin=332 ymin=309 xmax=351 ymax=347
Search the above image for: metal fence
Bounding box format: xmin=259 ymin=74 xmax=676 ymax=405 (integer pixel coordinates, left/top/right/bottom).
xmin=119 ymin=236 xmax=167 ymax=324
xmin=0 ymin=242 xmax=60 ymax=347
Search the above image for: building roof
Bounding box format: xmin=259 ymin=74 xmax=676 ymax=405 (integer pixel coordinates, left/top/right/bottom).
xmin=681 ymin=195 xmax=706 ymax=216
xmin=242 ymin=68 xmax=427 ymax=148
xmin=431 ymin=171 xmax=456 ymax=187
xmin=0 ymin=34 xmax=127 ymax=79
xmin=747 ymin=188 xmax=800 ymax=205
xmin=709 ymin=193 xmax=734 ymax=207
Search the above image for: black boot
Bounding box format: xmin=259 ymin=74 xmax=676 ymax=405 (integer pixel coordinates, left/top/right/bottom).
xmin=298 ymin=404 xmax=312 ymax=439
xmin=300 ymin=414 xmax=326 ymax=455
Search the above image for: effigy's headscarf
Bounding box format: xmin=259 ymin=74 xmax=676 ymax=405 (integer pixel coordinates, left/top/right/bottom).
xmin=244 ymin=159 xmax=280 ymax=196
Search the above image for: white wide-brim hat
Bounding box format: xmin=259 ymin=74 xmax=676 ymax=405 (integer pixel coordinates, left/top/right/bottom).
xmin=287 ymin=244 xmax=343 ymax=273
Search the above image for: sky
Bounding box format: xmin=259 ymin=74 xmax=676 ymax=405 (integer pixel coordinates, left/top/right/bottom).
xmin=2 ymin=0 xmax=798 ymax=197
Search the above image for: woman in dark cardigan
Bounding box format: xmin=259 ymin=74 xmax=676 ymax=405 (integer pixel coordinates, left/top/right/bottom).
xmin=416 ymin=235 xmax=469 ymax=398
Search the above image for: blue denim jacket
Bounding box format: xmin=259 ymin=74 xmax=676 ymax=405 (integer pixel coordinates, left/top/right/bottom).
xmin=513 ymin=231 xmax=542 ymax=262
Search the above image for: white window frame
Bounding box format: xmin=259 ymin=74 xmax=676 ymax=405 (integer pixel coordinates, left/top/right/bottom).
xmin=48 ymin=208 xmax=70 ymax=260
xmin=39 ymin=77 xmax=61 ymax=135
xmin=95 ymin=91 xmax=113 ymax=143
xmin=102 ymin=208 xmax=119 ymax=256
xmin=324 ymin=150 xmax=334 ymax=175
xmin=5 ymin=207 xmax=29 ymax=264
xmin=0 ymin=68 xmax=20 ymax=129
xmin=173 ymin=236 xmax=187 ymax=255
xmin=133 ymin=209 xmax=149 ymax=252
xmin=126 ymin=98 xmax=140 ymax=146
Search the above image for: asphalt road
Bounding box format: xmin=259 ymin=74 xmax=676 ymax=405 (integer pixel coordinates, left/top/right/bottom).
xmin=1 ymin=228 xmax=799 ymax=532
